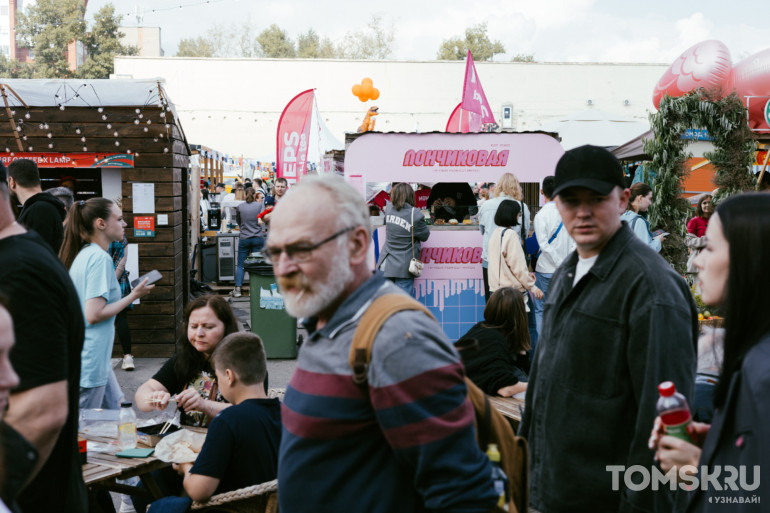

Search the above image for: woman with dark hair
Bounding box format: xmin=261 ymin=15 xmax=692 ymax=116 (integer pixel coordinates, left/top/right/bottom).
xmin=650 ymin=193 xmax=770 ymax=507
xmin=456 ymin=287 xmax=530 ymax=397
xmin=60 ymin=198 xmax=154 ymax=408
xmin=620 ymin=182 xmax=666 ymax=252
xmin=230 ymin=187 xmax=265 ymax=298
xmin=135 ymin=294 xmax=240 ymax=426
xmin=685 ymin=194 xmax=713 ymax=273
xmin=487 ymin=199 xmax=542 ymax=303
xmin=377 ymin=182 xmax=430 ymax=295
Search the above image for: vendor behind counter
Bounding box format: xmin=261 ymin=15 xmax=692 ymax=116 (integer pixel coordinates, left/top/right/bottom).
xmin=426 ymin=182 xmax=477 ymax=223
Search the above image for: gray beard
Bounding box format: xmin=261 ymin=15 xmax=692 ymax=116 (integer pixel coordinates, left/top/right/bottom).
xmin=282 ymin=251 xmax=354 ymax=319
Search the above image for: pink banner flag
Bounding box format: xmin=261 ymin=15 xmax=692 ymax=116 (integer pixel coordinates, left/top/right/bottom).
xmin=276 ymin=89 xmax=315 ymax=184
xmin=460 ymin=50 xmax=496 ymax=128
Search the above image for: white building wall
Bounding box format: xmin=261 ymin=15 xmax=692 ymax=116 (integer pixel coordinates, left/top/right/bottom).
xmin=113 ymin=56 xmax=668 ymax=158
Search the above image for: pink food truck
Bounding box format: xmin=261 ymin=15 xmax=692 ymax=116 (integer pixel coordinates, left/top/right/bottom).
xmin=345 ymin=132 xmax=564 ymax=340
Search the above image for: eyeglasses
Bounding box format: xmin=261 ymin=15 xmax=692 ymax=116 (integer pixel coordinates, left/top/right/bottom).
xmin=264 ymin=226 xmax=357 ymax=265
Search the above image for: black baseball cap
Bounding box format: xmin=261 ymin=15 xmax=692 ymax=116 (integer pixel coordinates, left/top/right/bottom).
xmin=216 ymin=182 xmax=226 ymax=189
xmin=553 ymin=145 xmax=626 ymax=197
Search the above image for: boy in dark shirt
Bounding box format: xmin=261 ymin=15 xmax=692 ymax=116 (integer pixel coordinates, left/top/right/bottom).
xmin=174 ymin=332 xmax=281 ymax=503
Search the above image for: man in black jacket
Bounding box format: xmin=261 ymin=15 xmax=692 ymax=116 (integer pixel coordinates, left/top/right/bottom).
xmin=519 ymin=145 xmax=697 ymax=513
xmin=7 ymin=158 xmax=66 ymax=253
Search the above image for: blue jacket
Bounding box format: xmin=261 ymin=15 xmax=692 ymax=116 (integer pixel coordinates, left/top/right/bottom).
xmin=621 ymin=210 xmax=661 ymax=253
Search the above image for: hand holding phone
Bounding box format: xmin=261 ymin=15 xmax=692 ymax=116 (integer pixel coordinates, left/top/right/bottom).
xmin=131 ymin=269 xmax=162 ymax=289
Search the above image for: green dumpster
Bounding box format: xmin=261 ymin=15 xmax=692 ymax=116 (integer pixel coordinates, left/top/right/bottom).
xmin=244 ymin=257 xmax=298 ymax=358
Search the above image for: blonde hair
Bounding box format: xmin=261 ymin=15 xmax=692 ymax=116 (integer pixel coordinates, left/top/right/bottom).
xmin=494 ymin=173 xmax=523 ymax=200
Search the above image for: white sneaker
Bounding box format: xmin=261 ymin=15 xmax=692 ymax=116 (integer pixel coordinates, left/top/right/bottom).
xmin=230 ymin=287 xmax=242 ymax=298
xmin=121 ymin=354 xmax=135 ymax=371
xmin=118 ymin=497 xmax=136 ymax=513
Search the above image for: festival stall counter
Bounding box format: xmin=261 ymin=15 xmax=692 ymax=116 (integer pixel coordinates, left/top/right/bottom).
xmin=345 ymin=131 xmax=564 ymax=340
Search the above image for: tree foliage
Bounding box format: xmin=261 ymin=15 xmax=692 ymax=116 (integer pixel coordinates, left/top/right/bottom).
xmin=0 ymin=55 xmax=36 ymax=78
xmin=338 ymin=15 xmax=395 ymax=59
xmin=437 ymin=23 xmax=505 ymax=61
xmin=14 ymin=0 xmax=134 ymax=79
xmin=77 ymin=4 xmax=137 ymax=79
xmin=257 ymin=24 xmax=296 ymax=58
xmin=173 ymin=16 xmax=396 ymax=61
xmin=15 ymin=0 xmax=87 ymax=78
xmin=644 ymin=88 xmax=757 ymax=272
xmin=177 ymin=36 xmax=216 ymax=57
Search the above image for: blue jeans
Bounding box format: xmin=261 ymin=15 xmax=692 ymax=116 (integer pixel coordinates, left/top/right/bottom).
xmin=527 ymin=295 xmax=539 ymax=354
xmin=236 ymin=236 xmax=265 ymax=287
xmin=390 ymin=278 xmax=415 ymax=297
xmin=533 ymin=272 xmax=553 ymax=338
xmin=79 ymin=368 xmax=123 ymax=409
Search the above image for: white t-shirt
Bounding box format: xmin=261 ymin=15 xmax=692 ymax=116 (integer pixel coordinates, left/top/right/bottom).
xmin=573 ymin=254 xmax=599 ymax=286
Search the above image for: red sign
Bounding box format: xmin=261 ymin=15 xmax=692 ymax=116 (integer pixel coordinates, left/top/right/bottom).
xmin=276 ymin=89 xmax=314 ymax=185
xmin=134 ymin=216 xmax=155 ymax=237
xmin=0 ymin=153 xmax=135 ymax=168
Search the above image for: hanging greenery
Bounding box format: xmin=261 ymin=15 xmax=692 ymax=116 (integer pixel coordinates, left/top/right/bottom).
xmin=643 ymin=88 xmax=756 ymax=272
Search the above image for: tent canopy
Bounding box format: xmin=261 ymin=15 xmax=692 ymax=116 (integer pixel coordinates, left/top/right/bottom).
xmin=612 ymin=130 xmax=653 ymax=160
xmin=537 ymin=109 xmax=649 ymax=150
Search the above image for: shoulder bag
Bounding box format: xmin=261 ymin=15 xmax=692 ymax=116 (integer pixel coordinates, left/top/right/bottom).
xmin=408 ymin=208 xmax=424 ymax=277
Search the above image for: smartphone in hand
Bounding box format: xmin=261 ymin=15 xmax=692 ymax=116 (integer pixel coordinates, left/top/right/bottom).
xmin=131 ymin=270 xmax=162 ymax=288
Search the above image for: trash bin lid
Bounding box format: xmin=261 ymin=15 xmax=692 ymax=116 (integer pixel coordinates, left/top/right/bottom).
xmin=244 ymin=261 xmax=275 ymax=275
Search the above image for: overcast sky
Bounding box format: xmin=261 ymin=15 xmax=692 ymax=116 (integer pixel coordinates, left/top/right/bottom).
xmin=88 ymin=0 xmax=767 ymax=64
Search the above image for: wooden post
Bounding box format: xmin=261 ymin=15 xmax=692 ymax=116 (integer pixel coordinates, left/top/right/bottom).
xmin=757 ymin=146 xmax=770 ymax=190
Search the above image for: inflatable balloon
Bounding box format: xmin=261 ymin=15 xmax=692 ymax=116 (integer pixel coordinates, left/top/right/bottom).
xmin=351 ymin=77 xmax=379 ymax=102
xmin=652 ymin=40 xmax=732 ymax=110
xmin=728 ymin=48 xmax=770 ymax=129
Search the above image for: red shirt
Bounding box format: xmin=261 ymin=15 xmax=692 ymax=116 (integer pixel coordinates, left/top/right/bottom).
xmin=687 ymin=216 xmax=709 ymax=237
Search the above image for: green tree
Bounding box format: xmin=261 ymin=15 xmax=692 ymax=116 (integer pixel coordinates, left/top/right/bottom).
xmin=257 ymin=24 xmax=296 ymax=58
xmin=177 ymin=36 xmax=216 ymax=57
xmin=0 ymin=54 xmax=35 ymax=78
xmin=78 ymin=4 xmax=137 ymax=79
xmin=338 ymin=15 xmax=394 ymax=59
xmin=512 ymin=53 xmax=535 ymax=63
xmin=297 ymin=28 xmax=338 ymax=59
xmin=15 ymin=0 xmax=87 ymax=78
xmin=437 ymin=23 xmax=505 ymax=61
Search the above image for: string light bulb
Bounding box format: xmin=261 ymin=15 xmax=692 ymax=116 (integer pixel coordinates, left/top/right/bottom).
xmin=24 ymin=112 xmax=30 ymax=119
xmin=98 ymin=107 xmax=103 ymax=113
xmin=114 ymin=140 xmax=120 ymax=146
xmin=101 ymin=114 xmax=107 ymax=121
xmin=113 ymin=131 xmax=118 ymax=137
xmin=48 ymin=143 xmax=53 ymax=148
xmin=81 ymin=136 xmax=86 ymax=142
xmin=47 ymin=133 xmax=52 ymax=138
xmin=83 ymin=146 xmax=87 ymax=151
xmin=75 ymin=128 xmax=81 ymax=134
xmin=59 ymin=105 xmax=65 ymax=111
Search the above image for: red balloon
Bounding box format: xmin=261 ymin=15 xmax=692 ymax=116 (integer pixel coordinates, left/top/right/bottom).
xmin=729 ymin=48 xmax=770 ymax=129
xmin=652 ymin=40 xmax=732 ymax=110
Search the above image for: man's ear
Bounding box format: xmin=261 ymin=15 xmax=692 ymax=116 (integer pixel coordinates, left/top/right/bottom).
xmin=618 ymin=188 xmax=631 ymax=213
xmin=7 ymin=177 xmax=16 ymax=191
xmin=348 ymin=226 xmax=370 ymax=266
xmin=225 ymin=368 xmax=236 ymax=387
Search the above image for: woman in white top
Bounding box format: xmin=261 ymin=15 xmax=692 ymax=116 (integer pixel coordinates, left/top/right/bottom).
xmin=488 ymin=200 xmax=543 ymax=310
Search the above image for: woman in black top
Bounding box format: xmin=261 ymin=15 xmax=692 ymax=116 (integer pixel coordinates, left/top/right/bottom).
xmin=456 ymin=287 xmax=531 ymax=397
xmin=651 ymin=193 xmax=770 ymax=509
xmin=134 ymin=294 xmax=240 ymax=426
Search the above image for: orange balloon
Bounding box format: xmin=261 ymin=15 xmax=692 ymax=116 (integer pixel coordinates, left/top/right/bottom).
xmin=358 ymin=94 xmax=369 ymax=102
xmin=352 ymin=84 xmax=361 ymax=96
xmin=370 ymin=88 xmax=380 ymax=100
xmin=362 ymin=77 xmax=373 ymax=86
xmin=361 ymin=82 xmax=373 ymax=97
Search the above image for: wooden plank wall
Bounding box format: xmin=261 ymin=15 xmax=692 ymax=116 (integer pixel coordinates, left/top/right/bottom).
xmin=124 ymin=134 xmax=190 ymax=357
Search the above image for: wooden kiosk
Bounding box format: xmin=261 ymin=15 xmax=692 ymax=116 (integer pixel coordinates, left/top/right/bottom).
xmin=0 ymin=79 xmax=191 ymax=357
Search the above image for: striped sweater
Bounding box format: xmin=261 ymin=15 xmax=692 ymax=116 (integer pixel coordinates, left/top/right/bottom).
xmin=278 ymin=274 xmax=496 ymax=513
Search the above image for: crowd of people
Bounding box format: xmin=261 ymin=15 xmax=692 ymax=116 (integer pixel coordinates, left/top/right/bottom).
xmin=0 ymin=141 xmax=768 ymax=513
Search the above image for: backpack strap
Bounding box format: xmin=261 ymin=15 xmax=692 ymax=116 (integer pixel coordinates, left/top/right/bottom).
xmin=349 ymin=293 xmax=435 ymax=385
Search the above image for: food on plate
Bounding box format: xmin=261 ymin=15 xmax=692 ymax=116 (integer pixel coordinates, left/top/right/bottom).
xmin=448 ymin=219 xmax=459 ymax=225
xmin=434 ymin=219 xmax=446 ymax=225
xmin=462 ymin=219 xmax=472 ymax=225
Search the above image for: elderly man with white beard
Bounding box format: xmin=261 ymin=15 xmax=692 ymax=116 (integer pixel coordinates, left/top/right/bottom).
xmin=266 ymin=176 xmax=497 ymax=513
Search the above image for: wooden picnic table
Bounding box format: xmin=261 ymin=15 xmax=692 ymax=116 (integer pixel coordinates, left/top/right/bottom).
xmin=81 ymin=425 xmax=207 ymax=510
xmin=488 ymin=396 xmax=525 ymax=430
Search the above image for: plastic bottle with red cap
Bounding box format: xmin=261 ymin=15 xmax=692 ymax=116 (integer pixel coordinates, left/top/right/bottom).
xmin=656 ymin=381 xmax=692 ymax=442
